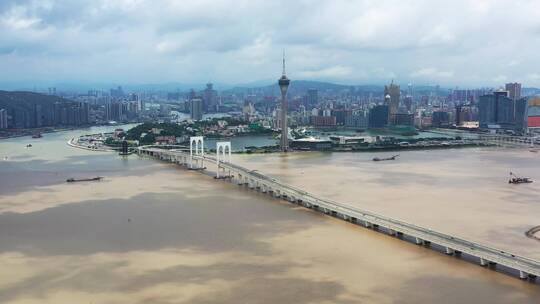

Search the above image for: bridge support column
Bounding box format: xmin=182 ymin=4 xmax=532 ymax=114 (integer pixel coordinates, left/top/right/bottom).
xmin=445 ymin=247 xmax=454 ymax=255
xmin=364 ymin=221 xmax=371 ymax=228
xmin=415 ymin=237 xmax=423 ymax=245
xmin=519 ymin=271 xmax=529 ymax=280
xmin=388 ymin=229 xmax=396 ymax=236
xmin=480 ymin=258 xmax=489 ymax=266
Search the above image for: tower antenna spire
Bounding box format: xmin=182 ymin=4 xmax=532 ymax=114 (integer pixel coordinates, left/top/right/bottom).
xmin=282 ymin=50 xmax=286 ymax=76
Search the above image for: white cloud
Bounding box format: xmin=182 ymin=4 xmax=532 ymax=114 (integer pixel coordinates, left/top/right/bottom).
xmin=493 ymin=75 xmax=508 ymax=83
xmin=411 ymin=68 xmax=454 ymax=78
xmin=1 ymin=0 xmax=540 ymax=86
xmin=298 ymin=66 xmax=353 ymax=79
xmin=528 ymin=73 xmax=540 ymax=80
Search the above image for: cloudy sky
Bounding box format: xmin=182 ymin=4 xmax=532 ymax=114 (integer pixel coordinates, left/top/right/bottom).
xmin=1 ymin=0 xmax=540 ymax=88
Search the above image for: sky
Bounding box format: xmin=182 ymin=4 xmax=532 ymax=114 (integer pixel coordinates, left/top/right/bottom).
xmin=1 ymin=0 xmax=540 ymax=88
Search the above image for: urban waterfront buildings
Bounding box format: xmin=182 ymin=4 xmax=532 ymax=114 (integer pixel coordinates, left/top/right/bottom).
xmin=505 ymin=82 xmax=522 ymax=101
xmin=190 ymin=98 xmax=204 ymax=121
xmin=527 ymin=97 xmax=540 ymax=129
xmin=478 ymin=90 xmax=528 ymax=132
xmin=203 ymin=83 xmax=218 ymax=112
xmin=384 ymin=81 xmax=400 ymax=125
xmin=307 ymin=89 xmax=318 ymax=105
xmin=368 ymin=105 xmax=389 ymax=128
xmin=0 ymin=109 xmax=7 ymax=129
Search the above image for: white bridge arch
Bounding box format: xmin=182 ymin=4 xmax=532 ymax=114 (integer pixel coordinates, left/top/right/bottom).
xmin=216 ymin=141 xmax=231 ymax=178
xmin=190 ymin=136 xmax=204 ymax=169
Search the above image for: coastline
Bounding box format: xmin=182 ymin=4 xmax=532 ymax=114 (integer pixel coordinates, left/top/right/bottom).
xmin=0 ymin=126 xmax=93 ymax=140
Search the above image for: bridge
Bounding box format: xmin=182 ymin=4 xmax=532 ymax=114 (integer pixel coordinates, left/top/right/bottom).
xmin=137 ymin=137 xmax=540 ymax=282
xmin=478 ymin=134 xmax=538 ymax=148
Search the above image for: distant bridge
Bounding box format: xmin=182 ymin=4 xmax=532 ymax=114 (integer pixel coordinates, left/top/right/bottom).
xmin=137 ymin=138 xmax=540 ymax=282
xmin=478 ymin=134 xmax=538 ymax=148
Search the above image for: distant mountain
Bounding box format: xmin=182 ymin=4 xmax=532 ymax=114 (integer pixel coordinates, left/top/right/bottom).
xmin=523 ymin=87 xmax=540 ymax=97
xmin=224 ymin=80 xmax=367 ymax=96
xmin=0 ymin=91 xmax=74 ymax=110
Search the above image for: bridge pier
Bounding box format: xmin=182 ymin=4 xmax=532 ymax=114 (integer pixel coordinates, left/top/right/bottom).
xmin=480 ymin=258 xmax=489 ymax=266
xmin=415 ymin=237 xmax=423 ymax=245
xmin=519 ymin=271 xmax=529 ymax=280
xmin=445 ymin=247 xmax=455 ymax=255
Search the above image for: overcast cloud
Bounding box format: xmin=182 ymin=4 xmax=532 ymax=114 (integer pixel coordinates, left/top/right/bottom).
xmin=1 ymin=0 xmax=540 ymax=87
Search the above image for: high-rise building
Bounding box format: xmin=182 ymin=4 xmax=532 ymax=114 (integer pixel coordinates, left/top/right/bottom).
xmin=455 ymin=105 xmax=462 ymax=126
xmin=432 ymin=111 xmax=450 ymax=127
xmin=528 ymin=97 xmax=540 ymax=129
xmin=278 ymin=53 xmax=290 ymax=152
xmin=384 ymin=80 xmax=400 ymax=124
xmin=110 ymin=86 xmax=124 ymax=98
xmin=479 ymin=95 xmax=499 ymax=128
xmin=203 ymin=83 xmax=218 ymax=112
xmin=167 ymin=92 xmax=181 ymax=101
xmin=190 ymin=98 xmax=203 ymax=121
xmin=307 ymin=89 xmax=318 ymax=105
xmin=392 ymin=113 xmax=414 ymax=126
xmin=514 ymin=98 xmax=528 ymax=133
xmin=403 ymin=96 xmax=413 ymax=112
xmin=368 ymin=105 xmax=389 ymax=128
xmin=345 ymin=110 xmax=368 ymax=128
xmin=505 ymin=82 xmax=522 ymax=101
xmin=479 ymin=90 xmax=525 ymax=130
xmin=0 ymin=109 xmax=8 ymax=129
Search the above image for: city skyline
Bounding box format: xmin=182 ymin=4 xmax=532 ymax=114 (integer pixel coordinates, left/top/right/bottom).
xmin=2 ymin=0 xmax=540 ymax=87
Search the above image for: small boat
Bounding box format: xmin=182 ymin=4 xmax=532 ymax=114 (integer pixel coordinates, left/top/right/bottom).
xmin=508 ymin=172 xmax=533 ymax=184
xmin=373 ymin=155 xmax=399 ymax=162
xmin=32 ymin=133 xmax=42 ymax=138
xmin=66 ymin=176 xmax=103 ymax=183
xmin=26 ymin=144 xmax=32 ymax=148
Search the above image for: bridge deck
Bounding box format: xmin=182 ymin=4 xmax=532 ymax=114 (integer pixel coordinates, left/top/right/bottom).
xmin=139 ymin=147 xmax=540 ymax=279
